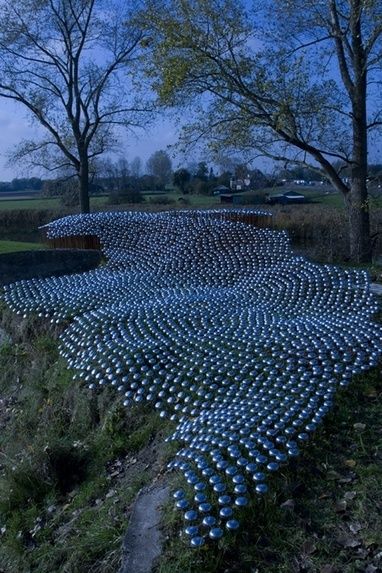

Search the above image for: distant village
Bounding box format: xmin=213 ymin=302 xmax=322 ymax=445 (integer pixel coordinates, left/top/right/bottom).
xmin=0 ymin=157 xmax=381 ymax=208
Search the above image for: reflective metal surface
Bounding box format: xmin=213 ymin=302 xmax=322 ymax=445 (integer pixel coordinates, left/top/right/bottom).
xmin=3 ymin=209 xmax=381 ymax=546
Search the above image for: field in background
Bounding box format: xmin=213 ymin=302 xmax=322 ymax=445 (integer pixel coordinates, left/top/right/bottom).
xmin=0 ymin=185 xmax=381 ymax=210
xmin=0 ymin=195 xmax=107 ymax=211
xmin=0 ymin=187 xmax=381 ymax=267
xmin=0 ymin=240 xmax=44 ymax=254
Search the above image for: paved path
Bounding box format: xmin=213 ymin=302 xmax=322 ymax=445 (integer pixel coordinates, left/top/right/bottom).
xmin=119 ymin=482 xmax=169 ymax=573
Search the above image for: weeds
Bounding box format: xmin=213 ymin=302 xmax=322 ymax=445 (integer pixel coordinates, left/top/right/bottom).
xmin=0 ymin=309 xmax=171 ymax=573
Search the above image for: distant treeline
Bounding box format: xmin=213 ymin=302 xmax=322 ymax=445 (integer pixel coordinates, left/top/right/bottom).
xmin=0 ymin=178 xmax=43 ymax=192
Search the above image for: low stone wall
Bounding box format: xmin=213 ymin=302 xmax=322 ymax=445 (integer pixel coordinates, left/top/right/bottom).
xmin=0 ymin=249 xmax=102 ymax=286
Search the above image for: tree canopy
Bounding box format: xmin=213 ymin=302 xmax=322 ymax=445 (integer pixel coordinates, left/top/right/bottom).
xmin=0 ymin=0 xmax=152 ymax=212
xmin=143 ymin=0 xmax=382 ymax=261
xmin=146 ymin=149 xmax=173 ymax=186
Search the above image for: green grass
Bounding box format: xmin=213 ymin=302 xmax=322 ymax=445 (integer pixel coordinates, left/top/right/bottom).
xmin=0 ymin=240 xmax=45 ymax=253
xmin=0 ymin=304 xmax=173 ymax=573
xmin=0 ymin=195 xmax=107 ymax=211
xmin=0 ymin=187 xmax=380 ymax=213
xmin=310 ymin=192 xmax=345 ymax=208
xmin=0 ymin=192 xmax=219 ymax=212
xmin=0 ymin=197 xmax=61 ymax=210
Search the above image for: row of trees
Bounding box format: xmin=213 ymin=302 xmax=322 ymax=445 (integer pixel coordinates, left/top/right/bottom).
xmin=0 ymin=0 xmax=381 ymax=261
xmin=0 ymin=178 xmax=43 ymax=191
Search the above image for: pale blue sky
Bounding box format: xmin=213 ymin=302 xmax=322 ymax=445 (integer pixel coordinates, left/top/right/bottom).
xmin=0 ymin=99 xmax=182 ymax=180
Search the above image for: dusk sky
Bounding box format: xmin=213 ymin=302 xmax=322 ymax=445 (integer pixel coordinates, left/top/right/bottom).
xmin=1 ymin=95 xmax=381 ymax=181
xmin=0 ymin=99 xmax=181 ymax=181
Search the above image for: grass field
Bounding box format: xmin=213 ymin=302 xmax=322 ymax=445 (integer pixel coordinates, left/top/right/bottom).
xmin=0 ymin=193 xmax=221 ymax=211
xmin=0 ymin=195 xmax=107 ymax=211
xmin=0 ymin=187 xmax=380 ymax=212
xmin=0 ymin=240 xmax=45 ymax=254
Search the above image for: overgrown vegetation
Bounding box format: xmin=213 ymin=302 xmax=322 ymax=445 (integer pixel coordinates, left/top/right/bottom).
xmin=271 ymin=205 xmax=382 ymax=266
xmin=0 ymin=304 xmax=173 ymax=573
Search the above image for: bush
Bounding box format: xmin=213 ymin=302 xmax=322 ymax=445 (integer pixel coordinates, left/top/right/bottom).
xmin=107 ymin=188 xmax=144 ymax=205
xmin=0 ymin=208 xmax=70 ymax=242
xmin=60 ymin=185 xmax=79 ymax=207
xmin=149 ymin=196 xmax=176 ymax=206
xmin=271 ymin=204 xmax=382 ymax=263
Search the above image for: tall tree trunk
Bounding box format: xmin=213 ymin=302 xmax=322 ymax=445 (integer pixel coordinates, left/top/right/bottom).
xmin=79 ymin=154 xmax=90 ymax=214
xmin=346 ymin=92 xmax=371 ymax=262
xmin=345 ymin=183 xmax=371 ymax=263
xmin=346 ymin=3 xmax=372 ymax=263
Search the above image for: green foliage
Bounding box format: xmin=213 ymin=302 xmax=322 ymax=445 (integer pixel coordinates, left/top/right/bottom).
xmin=146 ymin=150 xmax=173 ymax=187
xmin=173 ymin=168 xmax=191 ymax=193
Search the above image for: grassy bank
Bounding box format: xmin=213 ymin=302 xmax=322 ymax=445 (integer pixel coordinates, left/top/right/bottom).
xmin=0 ymin=296 xmax=381 ymax=572
xmin=0 ymin=304 xmax=174 ymax=573
xmin=156 ymin=362 xmax=382 ymax=573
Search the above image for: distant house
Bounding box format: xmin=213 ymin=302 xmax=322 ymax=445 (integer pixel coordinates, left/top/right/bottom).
xmin=230 ymin=175 xmax=251 ymax=192
xmin=266 ymin=190 xmax=306 ymax=205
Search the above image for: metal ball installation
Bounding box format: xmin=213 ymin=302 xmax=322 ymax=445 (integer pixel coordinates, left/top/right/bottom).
xmin=2 ymin=209 xmax=381 ymax=547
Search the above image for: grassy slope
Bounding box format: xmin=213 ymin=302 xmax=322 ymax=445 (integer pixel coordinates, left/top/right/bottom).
xmin=156 ymin=363 xmax=382 ymax=573
xmin=0 ymin=298 xmax=381 ymax=573
xmin=0 ymin=305 xmax=175 ymax=573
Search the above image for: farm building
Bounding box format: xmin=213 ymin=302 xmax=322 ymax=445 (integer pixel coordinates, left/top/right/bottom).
xmin=266 ymin=190 xmax=306 ymax=205
xmin=213 ymin=185 xmax=230 ymax=195
xmin=220 ymin=193 xmax=243 ymax=204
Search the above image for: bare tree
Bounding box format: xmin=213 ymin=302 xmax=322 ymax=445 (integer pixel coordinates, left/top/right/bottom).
xmin=145 ymin=0 xmax=382 ymax=262
xmin=0 ymin=0 xmax=151 ymax=213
